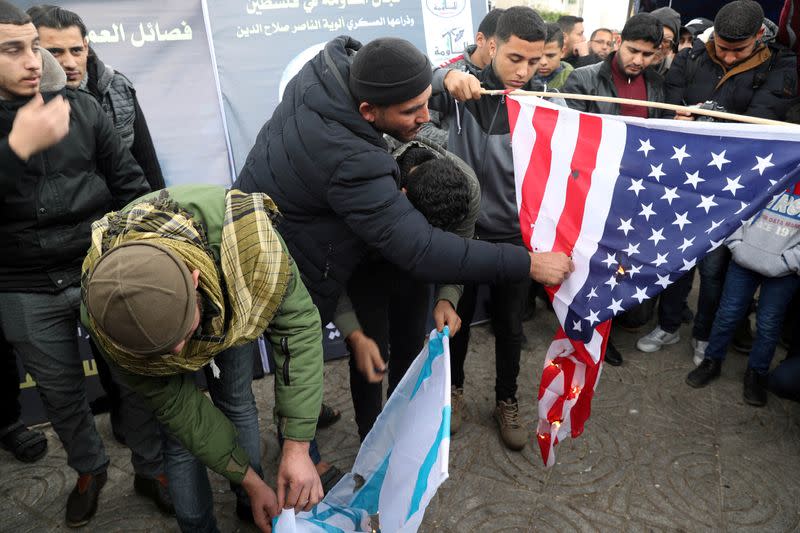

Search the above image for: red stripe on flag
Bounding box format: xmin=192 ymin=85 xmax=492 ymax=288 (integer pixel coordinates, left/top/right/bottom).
xmin=518 ymin=106 xmax=560 ymax=252
xmin=552 ymin=113 xmax=603 ymax=255
xmin=568 ymin=320 xmax=610 ymax=438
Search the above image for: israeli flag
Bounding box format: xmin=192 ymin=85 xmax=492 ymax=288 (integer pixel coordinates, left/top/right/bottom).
xmin=274 ymin=328 xmax=452 ymax=533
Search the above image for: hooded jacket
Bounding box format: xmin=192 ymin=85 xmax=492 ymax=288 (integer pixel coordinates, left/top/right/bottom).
xmin=726 ymin=184 xmax=800 ymax=277
xmin=85 ymin=51 xmax=165 ymax=190
xmin=0 ymin=49 xmax=150 ymax=293
xmin=562 ymin=52 xmax=666 ymax=118
xmin=234 ymin=36 xmax=530 ymax=322
xmin=664 ymin=38 xmax=797 ymax=120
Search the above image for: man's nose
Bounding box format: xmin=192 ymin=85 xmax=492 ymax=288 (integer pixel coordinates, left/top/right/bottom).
xmin=417 ymin=106 xmax=430 ymax=123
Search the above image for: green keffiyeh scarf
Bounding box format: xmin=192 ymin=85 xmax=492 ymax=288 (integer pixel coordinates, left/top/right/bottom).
xmin=82 ymin=189 xmax=291 ymax=376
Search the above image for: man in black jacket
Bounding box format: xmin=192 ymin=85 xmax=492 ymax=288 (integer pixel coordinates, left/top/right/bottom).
xmin=638 ymin=0 xmax=798 ymax=365
xmin=0 ymin=2 xmax=152 ymax=527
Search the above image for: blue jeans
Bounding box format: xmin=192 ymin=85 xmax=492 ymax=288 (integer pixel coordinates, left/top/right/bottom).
xmin=705 ymin=262 xmax=800 ymax=374
xmin=165 ymin=343 xmax=263 ymax=533
xmin=769 ymin=356 xmax=800 ymax=402
xmin=693 ymin=247 xmax=731 ymax=341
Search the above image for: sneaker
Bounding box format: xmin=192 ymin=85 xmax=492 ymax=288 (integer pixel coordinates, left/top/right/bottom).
xmin=66 ymin=471 xmax=107 ymax=527
xmin=686 ymin=358 xmax=722 ymax=388
xmin=691 ymin=339 xmax=708 ymax=367
xmin=636 ymin=326 xmax=680 ymax=353
xmin=743 ymin=367 xmax=768 ymax=406
xmin=450 ymin=386 xmax=465 ymax=435
xmin=493 ymin=399 xmax=527 ymax=451
xmin=134 ymin=473 xmax=174 ymax=515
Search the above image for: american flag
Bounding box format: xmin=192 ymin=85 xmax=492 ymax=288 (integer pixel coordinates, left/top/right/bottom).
xmin=507 ymin=96 xmax=800 ymax=466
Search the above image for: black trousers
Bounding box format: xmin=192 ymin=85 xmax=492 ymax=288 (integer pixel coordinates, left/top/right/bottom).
xmin=0 ymin=334 xmax=21 ymax=428
xmin=347 ymin=259 xmax=431 ymax=441
xmin=449 ymin=237 xmax=531 ymax=402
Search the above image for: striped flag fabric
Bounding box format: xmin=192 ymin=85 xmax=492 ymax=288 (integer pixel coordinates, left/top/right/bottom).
xmin=273 ymin=328 xmax=451 ymax=533
xmin=507 ymin=95 xmax=800 ymax=466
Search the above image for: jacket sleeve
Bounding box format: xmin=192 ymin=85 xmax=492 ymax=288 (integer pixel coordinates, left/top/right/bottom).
xmin=0 ymin=137 xmax=29 ymax=196
xmin=108 ymin=363 xmax=252 ymax=484
xmin=427 ymin=67 xmax=459 ymax=118
xmin=90 ymin=95 xmax=151 ymax=207
xmin=561 ymin=70 xmax=591 ymax=112
xmin=663 ymin=49 xmax=692 ymax=117
xmin=783 ymin=244 xmax=800 ymax=273
xmin=745 ymin=50 xmax=798 ymax=120
xmin=264 ymin=246 xmax=324 ymax=442
xmin=129 ymin=93 xmax=166 ymax=190
xmin=332 ymin=292 xmax=360 ymax=340
xmin=328 ymin=153 xmax=531 ymax=286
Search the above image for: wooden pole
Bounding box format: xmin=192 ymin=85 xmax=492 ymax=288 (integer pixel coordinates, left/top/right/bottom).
xmin=479 ymin=89 xmax=797 ymax=127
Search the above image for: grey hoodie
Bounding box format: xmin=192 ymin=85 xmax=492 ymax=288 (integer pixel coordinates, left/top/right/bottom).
xmin=726 ymin=186 xmax=800 ymax=277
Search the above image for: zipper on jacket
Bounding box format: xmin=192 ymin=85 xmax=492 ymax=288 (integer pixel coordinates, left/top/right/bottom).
xmin=281 ymin=337 xmax=291 ymax=385
xmin=322 ymin=244 xmax=332 ymax=280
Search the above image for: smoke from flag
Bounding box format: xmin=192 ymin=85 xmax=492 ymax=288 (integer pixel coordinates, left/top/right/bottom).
xmin=508 ymin=95 xmax=800 ymax=466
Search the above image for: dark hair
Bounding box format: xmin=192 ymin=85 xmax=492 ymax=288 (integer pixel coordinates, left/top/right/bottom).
xmin=400 ymin=158 xmax=470 ymax=231
xmin=27 ymin=4 xmax=87 ymax=38
xmin=0 ymin=0 xmax=31 ymax=25
xmin=397 ymin=146 xmax=436 ymax=178
xmin=621 ymin=13 xmax=663 ymax=46
xmin=477 ymin=8 xmax=504 ymax=39
xmin=557 ymin=15 xmax=584 ymax=34
xmin=714 ymin=0 xmax=764 ymax=41
xmin=590 ymin=28 xmax=613 ymax=41
xmin=545 ymin=22 xmax=564 ymax=47
xmin=495 ymin=6 xmax=546 ymax=44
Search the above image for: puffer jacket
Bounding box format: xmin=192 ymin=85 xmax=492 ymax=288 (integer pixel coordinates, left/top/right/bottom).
xmin=234 ymin=36 xmax=531 ymax=322
xmin=664 ymin=38 xmax=797 ymax=120
xmin=0 ymin=49 xmax=150 ymax=292
xmin=562 ymin=52 xmax=665 ymax=118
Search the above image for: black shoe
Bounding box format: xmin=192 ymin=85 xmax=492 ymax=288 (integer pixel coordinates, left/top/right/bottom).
xmin=604 ymin=343 xmax=623 ymax=366
xmin=66 ymin=471 xmax=107 ymax=527
xmin=686 ymin=358 xmax=722 ymax=388
xmin=134 ymin=473 xmax=175 ymax=515
xmin=732 ymin=322 xmax=753 ymax=353
xmin=743 ymin=367 xmax=768 ymax=406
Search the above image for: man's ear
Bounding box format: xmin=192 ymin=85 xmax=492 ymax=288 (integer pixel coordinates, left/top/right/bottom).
xmin=83 ymin=36 xmax=89 ymax=49
xmin=755 ymin=26 xmax=766 ymax=43
xmin=475 ymin=32 xmax=486 ymax=48
xmin=359 ymin=102 xmax=377 ymax=123
xmin=191 ymin=269 xmax=201 ymax=288
xmin=489 ymin=37 xmax=497 ymax=59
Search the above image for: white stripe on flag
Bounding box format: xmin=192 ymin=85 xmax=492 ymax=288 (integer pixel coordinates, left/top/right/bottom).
xmin=512 ymin=99 xmax=537 ymax=215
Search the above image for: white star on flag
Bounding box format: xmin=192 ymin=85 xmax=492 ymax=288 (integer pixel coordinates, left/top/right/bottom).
xmin=673 ymin=211 xmax=691 ymax=231
xmin=705 ymin=219 xmax=723 ymax=234
xmin=628 ymin=264 xmax=642 ymax=278
xmin=696 ymin=195 xmax=718 ymax=213
xmin=586 ymin=287 xmax=598 ymax=300
xmin=655 ymin=273 xmax=672 ymax=289
xmin=638 ymin=138 xmax=654 ymax=156
xmin=708 ymin=239 xmax=723 ymax=252
xmin=628 ymin=179 xmax=646 ymax=196
xmin=648 ymin=227 xmax=666 ymax=246
xmin=605 ymin=275 xmax=619 ymax=290
xmin=622 ymin=242 xmax=640 ymax=256
xmin=661 ymin=187 xmax=680 ymax=205
xmin=649 ymin=163 xmax=666 ymax=182
xmin=572 ymin=320 xmax=582 ymax=332
xmin=617 ymin=218 xmax=634 ymax=236
xmin=680 ymin=257 xmax=697 ymax=271
xmin=722 ymin=175 xmax=744 ymax=196
xmin=684 ymin=170 xmax=705 ymax=189
xmin=632 ymin=286 xmax=649 ymax=303
xmin=607 ymin=298 xmax=624 ymax=315
xmin=671 ymin=145 xmax=690 ymax=165
xmin=678 ymin=237 xmax=695 ymax=252
xmin=585 ymin=309 xmax=600 ymax=326
xmin=601 ymin=253 xmax=617 ymax=268
xmin=735 ymin=201 xmax=748 ymax=215
xmin=708 ymin=150 xmax=731 ymax=171
xmin=651 ymin=252 xmax=669 ymax=267
xmin=639 ymin=203 xmax=656 ymax=220
xmin=751 ymin=153 xmax=775 ymax=175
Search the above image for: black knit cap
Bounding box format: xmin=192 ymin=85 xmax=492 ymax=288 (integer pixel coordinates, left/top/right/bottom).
xmin=349 ymin=37 xmax=432 ymax=106
xmin=714 ymin=0 xmax=764 ymax=41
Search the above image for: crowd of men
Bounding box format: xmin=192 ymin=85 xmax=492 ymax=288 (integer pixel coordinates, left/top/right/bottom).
xmin=0 ymin=0 xmax=799 ymax=531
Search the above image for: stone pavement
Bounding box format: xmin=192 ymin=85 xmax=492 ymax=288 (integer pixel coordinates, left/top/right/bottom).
xmin=2 ymin=302 xmax=800 ymax=532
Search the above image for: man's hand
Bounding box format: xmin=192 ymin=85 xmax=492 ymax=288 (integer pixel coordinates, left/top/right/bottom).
xmin=673 ymin=108 xmax=696 ymax=121
xmin=7 ymin=94 xmax=70 ymax=161
xmin=529 ymin=251 xmax=574 ymax=286
xmin=348 ymin=330 xmax=386 ymax=383
xmin=241 ymin=467 xmax=279 ymax=532
xmin=443 ymin=70 xmax=482 ymax=101
xmin=277 ymin=440 xmax=324 ymax=513
xmin=433 ymin=299 xmax=461 ymax=336
xmin=575 ymin=40 xmax=590 ymax=57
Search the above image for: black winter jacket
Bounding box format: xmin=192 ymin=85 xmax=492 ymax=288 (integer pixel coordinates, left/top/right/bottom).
xmin=664 ymin=39 xmax=797 ymax=120
xmin=562 ymin=52 xmax=665 ymax=118
xmin=0 ymin=58 xmax=150 ymax=292
xmin=234 ymin=35 xmax=530 ymax=321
